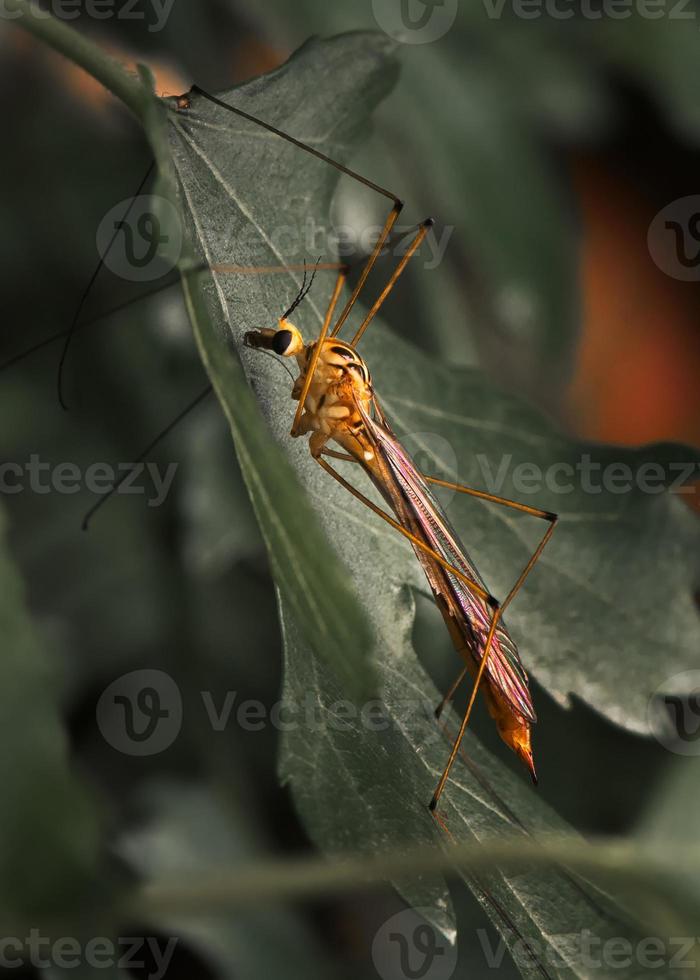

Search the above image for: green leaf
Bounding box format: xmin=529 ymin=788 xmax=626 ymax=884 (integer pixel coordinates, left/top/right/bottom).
xmin=241 ymin=0 xmax=583 ymax=404
xmin=179 ymin=401 xmax=264 ymax=573
xmin=164 ymin=31 xmax=700 ymax=972
xmin=120 ymin=781 xmax=335 ymax=980
xmin=637 ymin=758 xmax=700 ymax=930
xmin=181 ymin=267 xmax=375 ymax=702
xmin=166 ymin=35 xmax=385 ymax=702
xmin=0 ymin=502 xmax=102 ymax=930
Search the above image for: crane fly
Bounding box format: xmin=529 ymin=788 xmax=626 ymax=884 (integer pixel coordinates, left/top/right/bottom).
xmin=175 ymin=86 xmax=558 ymax=813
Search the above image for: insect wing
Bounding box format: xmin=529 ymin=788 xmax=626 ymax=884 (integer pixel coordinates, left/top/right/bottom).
xmin=362 ymin=400 xmax=536 ymax=725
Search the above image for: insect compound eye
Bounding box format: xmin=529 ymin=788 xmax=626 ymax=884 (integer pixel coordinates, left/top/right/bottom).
xmin=272 ymin=329 xmax=293 ymax=355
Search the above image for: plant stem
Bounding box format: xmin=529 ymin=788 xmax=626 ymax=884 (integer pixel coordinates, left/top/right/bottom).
xmin=132 ymin=835 xmax=698 ymax=918
xmin=2 ymin=0 xmax=148 ymax=118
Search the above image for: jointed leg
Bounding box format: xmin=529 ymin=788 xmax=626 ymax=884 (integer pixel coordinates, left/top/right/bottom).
xmin=429 ymin=487 xmax=557 ymax=811
xmin=350 ymin=218 xmax=433 ymax=347
xmin=289 ymin=221 xmax=431 ymax=435
xmin=430 ymin=600 xmax=503 ymax=810
xmin=317 ymin=448 xmax=556 ymax=809
xmin=434 ymin=666 xmax=469 ymax=720
xmin=330 ymin=201 xmax=403 ymax=338
xmin=426 ymin=476 xmax=557 ymax=718
xmin=320 ymin=448 xmax=356 ymax=463
xmin=315 ymin=456 xmax=497 ymax=607
xmin=290 ymin=267 xmax=347 ymax=436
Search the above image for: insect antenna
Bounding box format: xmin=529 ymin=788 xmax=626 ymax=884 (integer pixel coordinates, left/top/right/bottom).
xmin=81 ymin=383 xmax=213 ymax=531
xmin=281 ymin=256 xmax=322 ymax=321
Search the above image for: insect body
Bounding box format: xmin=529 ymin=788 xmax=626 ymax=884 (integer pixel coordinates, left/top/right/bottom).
xmin=190 ymin=84 xmax=558 ymax=811
xmin=247 ymin=324 xmax=373 ymax=458
xmin=245 ymin=309 xmax=546 ymax=807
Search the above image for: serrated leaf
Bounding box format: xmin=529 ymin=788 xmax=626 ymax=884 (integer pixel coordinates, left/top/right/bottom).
xmin=163 ymin=31 xmax=700 ymax=974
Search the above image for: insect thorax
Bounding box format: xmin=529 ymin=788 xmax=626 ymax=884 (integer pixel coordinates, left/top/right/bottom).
xmin=294 ymin=339 xmax=373 ymax=449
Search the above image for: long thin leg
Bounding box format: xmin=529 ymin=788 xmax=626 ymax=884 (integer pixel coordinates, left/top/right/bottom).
xmin=426 ymin=477 xmax=557 ymax=720
xmin=318 ymin=449 xmax=557 ymax=808
xmin=350 ymin=219 xmax=433 ymax=347
xmin=429 ymin=602 xmax=503 ymax=813
xmin=330 ymin=202 xmax=403 ymax=338
xmin=434 ymin=666 xmax=468 ymax=720
xmin=81 ymin=383 xmax=213 ymax=530
xmin=424 ymin=476 xmax=557 ymax=522
xmin=290 ymin=267 xmax=347 ymax=436
xmin=320 ymin=449 xmax=356 ymax=462
xmin=290 ymin=223 xmax=431 ymax=435
xmin=57 ymin=160 xmax=155 ymax=410
xmin=315 ymin=456 xmax=497 ymax=607
xmin=429 ymin=514 xmax=556 ymax=810
xmin=190 ymin=86 xmax=400 ymax=205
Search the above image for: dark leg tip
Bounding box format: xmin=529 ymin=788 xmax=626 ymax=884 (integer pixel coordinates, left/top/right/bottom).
xmin=428 ymin=796 xmax=438 ymax=812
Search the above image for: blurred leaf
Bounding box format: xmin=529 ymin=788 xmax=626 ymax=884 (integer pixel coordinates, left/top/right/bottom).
xmin=121 ymin=781 xmax=334 ymax=980
xmin=640 ymin=758 xmax=700 ymax=845
xmin=0 ymin=314 xmax=194 ymax=694
xmin=0 ymin=501 xmax=103 ymax=929
xmin=635 ymin=757 xmax=700 ymax=938
xmin=180 ymin=401 xmax=263 ymax=573
xmin=162 ymin=30 xmax=700 ymax=969
xmin=591 ymin=12 xmax=700 ymax=142
xmin=168 ymin=37 xmax=394 ymax=704
xmin=182 ymin=266 xmax=375 ymax=702
xmin=278 ymin=598 xmax=699 ymax=978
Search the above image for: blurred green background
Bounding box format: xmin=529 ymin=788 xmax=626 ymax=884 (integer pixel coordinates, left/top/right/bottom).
xmin=1 ymin=1 xmax=700 ymax=977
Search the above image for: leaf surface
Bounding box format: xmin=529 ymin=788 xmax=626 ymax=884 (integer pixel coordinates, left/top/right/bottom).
xmin=167 ymin=32 xmax=700 ymax=973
